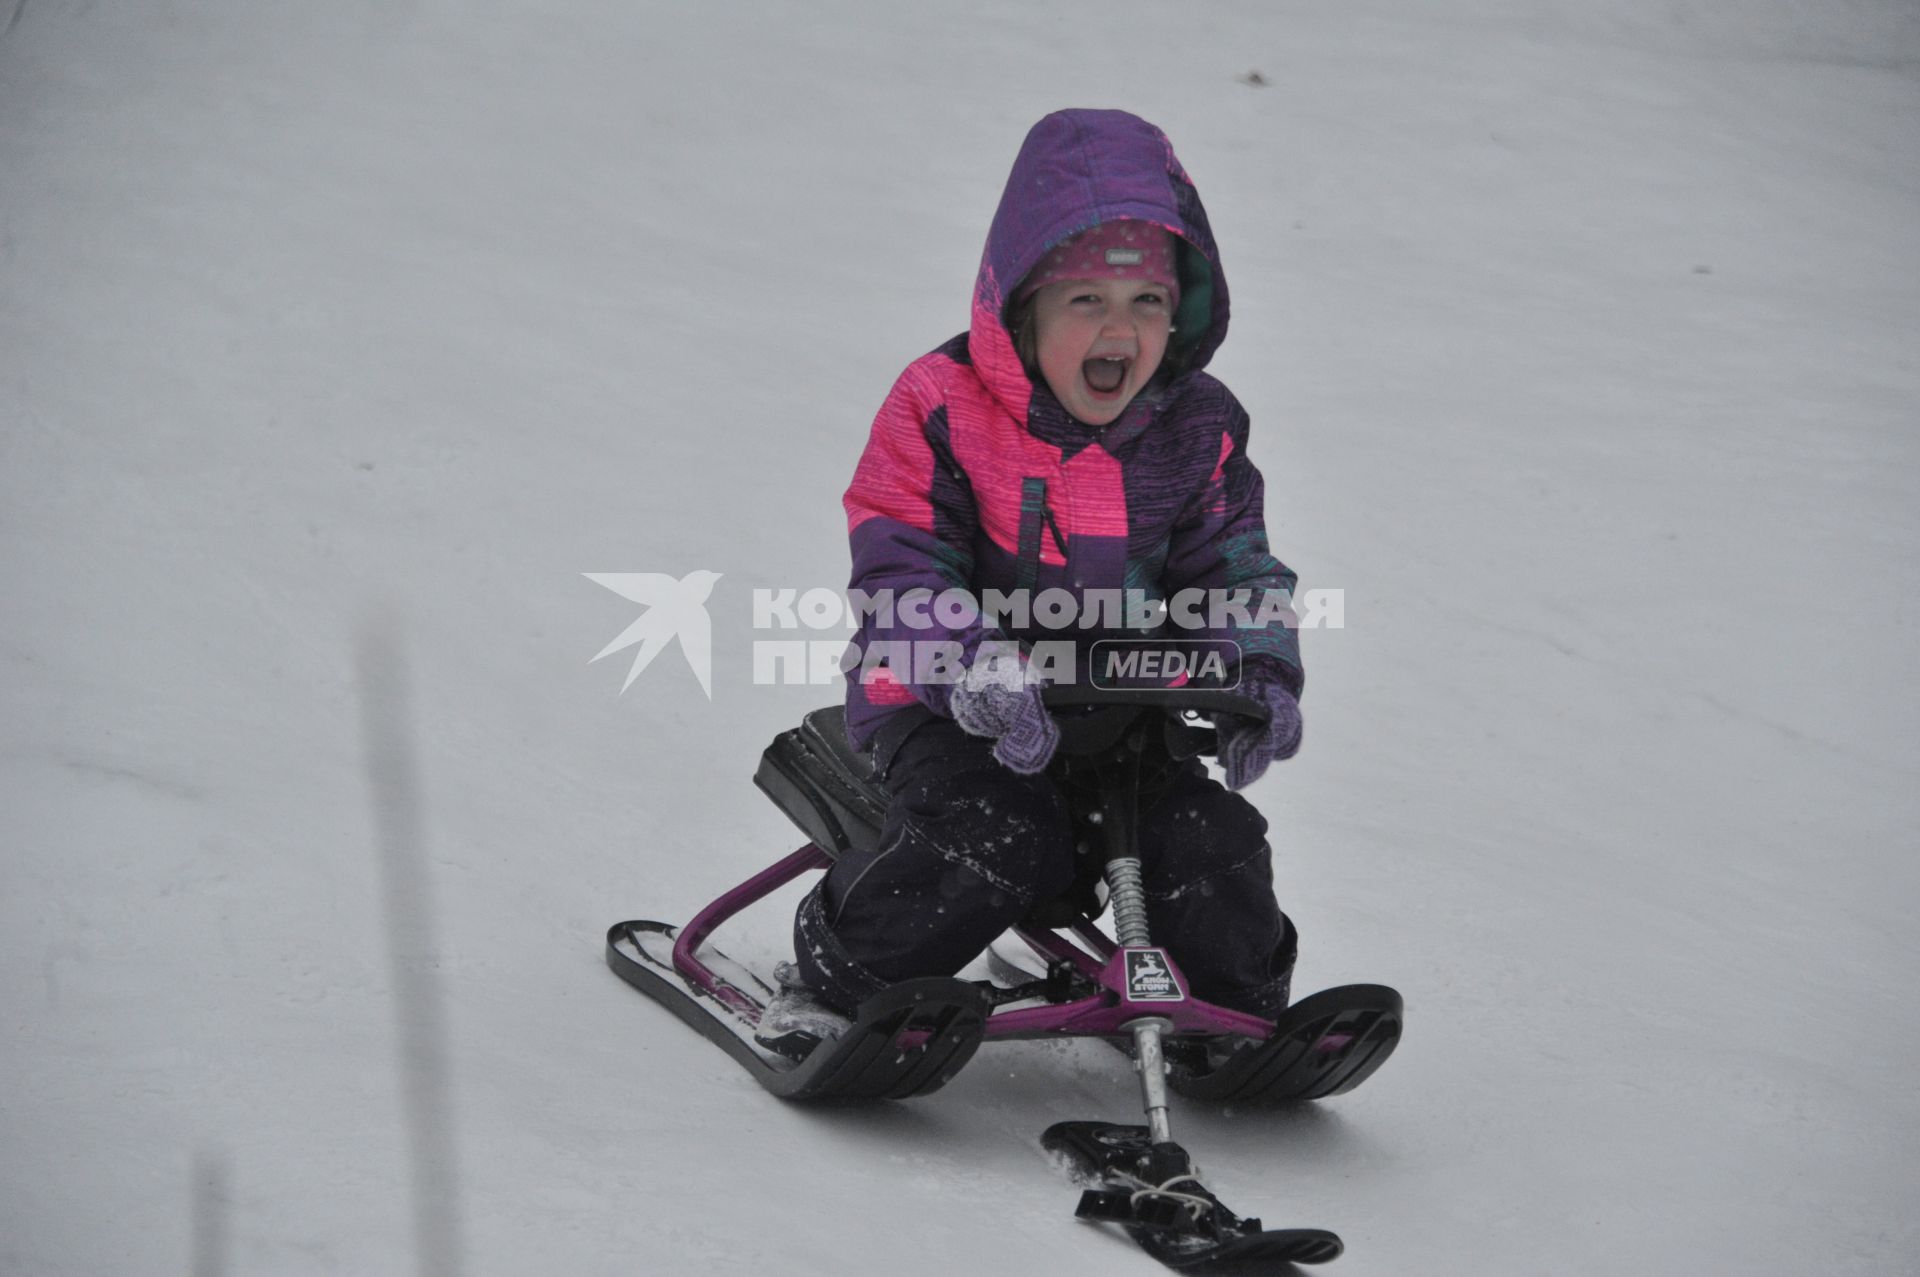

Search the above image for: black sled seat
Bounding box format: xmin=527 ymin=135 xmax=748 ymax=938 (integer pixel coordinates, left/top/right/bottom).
xmin=751 ymin=705 xmax=1100 ymax=927
xmin=753 ymin=705 xmax=889 ymax=860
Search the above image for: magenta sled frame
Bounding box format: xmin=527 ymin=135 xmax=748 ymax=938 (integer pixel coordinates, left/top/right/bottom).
xmin=671 ymin=841 xmax=1277 ymax=1042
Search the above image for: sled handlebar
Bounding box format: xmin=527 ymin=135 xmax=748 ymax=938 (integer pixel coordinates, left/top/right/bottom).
xmin=1038 ymin=685 xmax=1268 ymax=759
xmin=1039 ymin=684 xmax=1269 ymax=722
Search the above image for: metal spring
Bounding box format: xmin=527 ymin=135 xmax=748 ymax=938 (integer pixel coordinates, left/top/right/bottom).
xmin=1105 ymin=856 xmax=1151 ymax=947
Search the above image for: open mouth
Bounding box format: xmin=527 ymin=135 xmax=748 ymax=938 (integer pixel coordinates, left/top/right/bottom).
xmin=1082 ymin=357 xmax=1130 ymax=396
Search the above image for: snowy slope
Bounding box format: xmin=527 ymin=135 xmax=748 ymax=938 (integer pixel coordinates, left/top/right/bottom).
xmin=3 ymin=2 xmax=1917 ymax=1274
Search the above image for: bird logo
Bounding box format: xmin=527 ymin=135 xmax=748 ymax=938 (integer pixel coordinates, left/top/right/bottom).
xmin=584 ymin=570 xmax=723 ymax=698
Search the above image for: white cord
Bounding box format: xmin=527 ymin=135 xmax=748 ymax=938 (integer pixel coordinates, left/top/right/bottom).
xmin=1121 ymin=1172 xmax=1215 ymax=1222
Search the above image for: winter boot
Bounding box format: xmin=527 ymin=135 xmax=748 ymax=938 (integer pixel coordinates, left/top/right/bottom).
xmin=1168 ymin=919 xmax=1297 ymax=1073
xmin=754 ymin=961 xmax=854 ymax=1060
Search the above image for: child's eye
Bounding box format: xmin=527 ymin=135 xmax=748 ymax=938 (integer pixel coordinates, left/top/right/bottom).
xmin=1135 ymin=292 xmax=1167 ymax=308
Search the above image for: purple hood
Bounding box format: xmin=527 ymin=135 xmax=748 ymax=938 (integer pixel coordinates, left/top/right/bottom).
xmin=966 ymin=109 xmax=1231 ymax=424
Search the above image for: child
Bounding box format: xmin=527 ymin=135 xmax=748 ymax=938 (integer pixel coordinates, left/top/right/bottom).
xmin=762 ymin=109 xmax=1305 ymax=1047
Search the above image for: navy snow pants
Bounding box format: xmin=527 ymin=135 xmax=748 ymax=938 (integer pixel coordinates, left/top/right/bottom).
xmin=792 ymin=717 xmax=1296 ymax=1018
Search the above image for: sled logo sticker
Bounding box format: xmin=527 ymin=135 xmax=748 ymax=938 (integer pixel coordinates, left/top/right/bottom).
xmin=585 ymin=570 xmax=722 ymax=698
xmin=1124 ymin=949 xmax=1183 ymax=1002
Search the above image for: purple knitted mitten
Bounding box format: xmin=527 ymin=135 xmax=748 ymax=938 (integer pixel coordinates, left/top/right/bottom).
xmin=948 ymin=658 xmax=1060 ymax=775
xmin=1218 ymin=675 xmax=1303 ymax=791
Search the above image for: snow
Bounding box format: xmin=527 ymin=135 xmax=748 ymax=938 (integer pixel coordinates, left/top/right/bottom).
xmin=3 ymin=1 xmax=1917 ymax=1273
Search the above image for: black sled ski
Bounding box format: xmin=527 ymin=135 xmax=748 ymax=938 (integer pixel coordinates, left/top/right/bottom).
xmin=606 ymin=920 xmax=991 ymax=1101
xmin=1166 ymin=984 xmax=1403 ymax=1105
xmin=1043 ymin=1121 xmax=1343 ymax=1270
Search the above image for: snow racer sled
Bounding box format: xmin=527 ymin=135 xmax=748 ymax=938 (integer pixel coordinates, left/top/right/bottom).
xmin=607 ymin=687 xmax=1401 ymax=1269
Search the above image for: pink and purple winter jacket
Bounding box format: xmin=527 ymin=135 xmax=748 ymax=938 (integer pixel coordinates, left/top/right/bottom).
xmin=842 ymin=109 xmax=1302 ymax=750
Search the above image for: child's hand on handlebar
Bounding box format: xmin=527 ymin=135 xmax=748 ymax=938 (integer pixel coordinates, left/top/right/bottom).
xmin=1217 ymin=669 xmax=1303 ymax=790
xmin=948 ymin=648 xmax=1060 ymax=774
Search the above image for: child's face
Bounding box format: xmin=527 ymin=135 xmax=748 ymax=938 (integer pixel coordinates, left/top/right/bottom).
xmin=1029 ymin=277 xmax=1174 ymax=425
